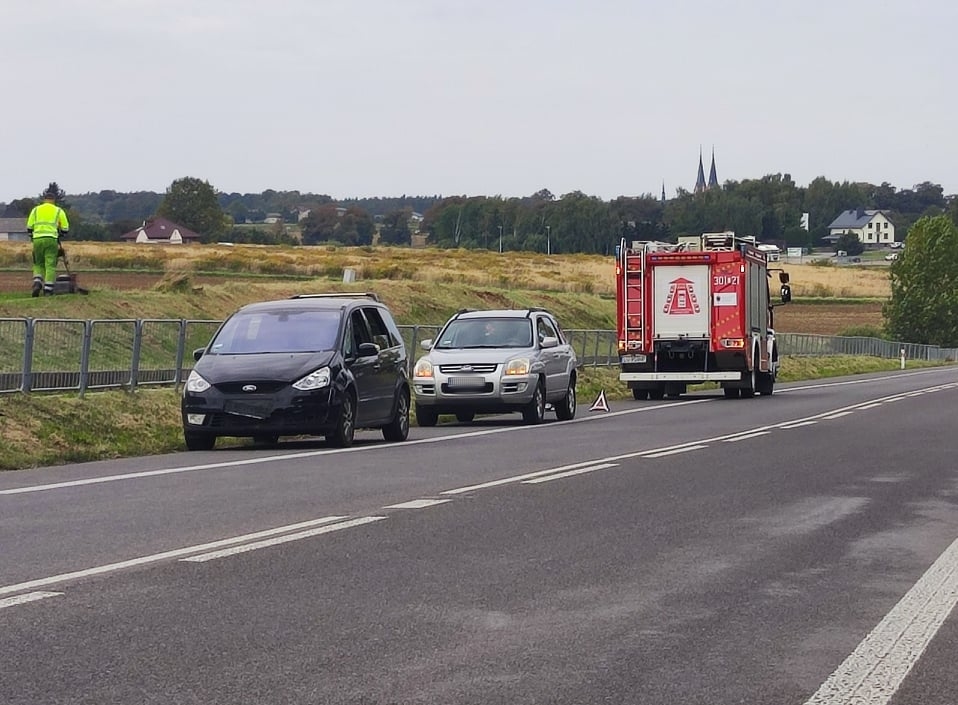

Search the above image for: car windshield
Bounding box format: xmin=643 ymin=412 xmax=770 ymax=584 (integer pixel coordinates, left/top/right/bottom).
xmin=206 ymin=309 xmax=341 ymax=354
xmin=434 ymin=318 xmax=533 ymax=349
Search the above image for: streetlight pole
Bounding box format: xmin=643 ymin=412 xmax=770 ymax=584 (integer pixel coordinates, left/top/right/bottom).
xmin=498 ymin=225 xmax=503 ymax=254
xmin=546 ymin=225 xmax=551 ymax=255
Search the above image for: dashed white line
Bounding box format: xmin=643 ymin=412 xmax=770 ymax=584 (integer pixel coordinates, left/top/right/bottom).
xmin=805 ymin=537 xmax=958 ymax=705
xmin=642 ymin=445 xmax=708 ymax=458
xmin=522 ymin=463 xmax=618 ymax=484
xmin=0 ymin=591 xmax=63 ymax=610
xmin=0 ymin=515 xmax=348 ymax=597
xmin=781 ymin=421 xmax=818 ymax=429
xmin=858 ymin=403 xmax=883 ymax=410
xmin=181 ymin=516 xmax=386 ymax=562
xmin=384 ymin=499 xmax=451 ymax=510
xmin=823 ymin=411 xmax=853 ymax=420
xmin=723 ymin=431 xmax=771 ymax=443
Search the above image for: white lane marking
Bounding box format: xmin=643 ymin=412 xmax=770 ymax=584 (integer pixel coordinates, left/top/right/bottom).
xmin=858 ymin=403 xmax=883 ymax=410
xmin=0 ymin=591 xmax=63 ymax=610
xmin=522 ymin=463 xmax=618 ymax=484
xmin=823 ymin=411 xmax=853 ymax=419
xmin=0 ymin=516 xmax=348 ymax=597
xmin=782 ymin=421 xmax=818 ymax=429
xmin=181 ymin=516 xmax=385 ymax=563
xmin=804 ymin=537 xmax=958 ymax=705
xmin=442 ymin=457 xmax=646 ymax=495
xmin=384 ymin=499 xmax=451 ymax=509
xmin=723 ymin=431 xmax=771 ymax=442
xmin=642 ymin=445 xmax=708 ymax=458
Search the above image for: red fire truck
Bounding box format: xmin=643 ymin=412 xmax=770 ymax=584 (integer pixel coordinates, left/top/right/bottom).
xmin=615 ymin=231 xmax=792 ymax=399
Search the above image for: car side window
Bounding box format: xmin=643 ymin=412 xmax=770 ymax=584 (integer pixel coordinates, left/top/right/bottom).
xmin=363 ymin=307 xmax=395 ymax=350
xmin=351 ymin=309 xmax=373 ymax=350
xmin=536 ymin=316 xmax=557 ymax=344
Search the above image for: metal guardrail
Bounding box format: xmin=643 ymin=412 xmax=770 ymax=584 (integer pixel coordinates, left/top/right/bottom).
xmin=0 ymin=318 xmax=954 ymax=395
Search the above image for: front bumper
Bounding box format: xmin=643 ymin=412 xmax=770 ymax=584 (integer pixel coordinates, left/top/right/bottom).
xmin=182 ymin=386 xmax=341 ymax=437
xmin=413 ymin=370 xmax=536 ymax=412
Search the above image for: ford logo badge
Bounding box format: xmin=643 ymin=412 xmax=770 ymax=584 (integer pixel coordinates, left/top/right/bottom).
xmin=242 ymin=384 xmax=257 ymax=392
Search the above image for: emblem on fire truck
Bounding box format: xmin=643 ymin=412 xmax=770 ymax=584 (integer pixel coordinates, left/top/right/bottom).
xmin=662 ymin=277 xmax=701 ymax=315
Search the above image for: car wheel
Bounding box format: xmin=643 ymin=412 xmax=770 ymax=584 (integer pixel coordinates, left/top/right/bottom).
xmin=253 ymin=434 xmax=279 ymax=446
xmin=554 ymin=378 xmax=576 ymax=420
xmin=455 ymin=411 xmax=475 ymax=423
xmin=382 ymin=388 xmax=410 ymax=442
xmin=522 ymin=380 xmax=546 ymax=424
xmin=184 ymin=431 xmax=215 ymax=451
xmin=415 ymin=403 xmax=438 ymax=427
xmin=327 ymin=391 xmax=356 ymax=447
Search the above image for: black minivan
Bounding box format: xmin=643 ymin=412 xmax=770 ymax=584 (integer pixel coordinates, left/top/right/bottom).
xmin=181 ymin=293 xmax=409 ymax=450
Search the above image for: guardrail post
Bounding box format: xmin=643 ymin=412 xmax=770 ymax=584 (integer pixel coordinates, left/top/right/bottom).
xmin=130 ymin=320 xmax=143 ymax=391
xmin=79 ymin=321 xmax=93 ymax=397
xmin=174 ymin=319 xmax=187 ymax=387
xmin=22 ymin=318 xmax=35 ymax=393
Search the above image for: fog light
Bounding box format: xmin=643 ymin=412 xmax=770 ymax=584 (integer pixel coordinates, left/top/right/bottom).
xmin=187 ymin=414 xmax=206 ymax=425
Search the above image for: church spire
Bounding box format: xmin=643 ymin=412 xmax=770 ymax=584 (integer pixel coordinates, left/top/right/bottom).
xmin=694 ymin=147 xmax=707 ymax=194
xmin=661 ymin=181 xmax=666 ymax=205
xmin=708 ymin=147 xmax=718 ymax=189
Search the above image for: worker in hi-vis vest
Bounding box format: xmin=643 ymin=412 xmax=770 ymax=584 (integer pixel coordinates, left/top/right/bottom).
xmin=26 ymin=183 xmax=70 ymax=297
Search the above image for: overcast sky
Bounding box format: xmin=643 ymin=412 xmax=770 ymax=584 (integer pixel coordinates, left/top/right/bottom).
xmin=5 ymin=0 xmax=955 ymax=203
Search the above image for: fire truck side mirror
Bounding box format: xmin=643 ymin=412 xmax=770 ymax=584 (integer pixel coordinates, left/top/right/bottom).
xmin=780 ymin=284 xmax=792 ymax=303
xmin=778 ymin=272 xmax=790 ymax=284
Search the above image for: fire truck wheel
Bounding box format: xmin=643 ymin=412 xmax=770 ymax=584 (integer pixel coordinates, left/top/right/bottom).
xmin=757 ymin=371 xmax=774 ymax=396
xmin=632 ymin=388 xmax=649 ymax=401
xmin=522 ymin=380 xmax=546 ymax=424
xmin=649 ymin=388 xmax=665 ymax=401
xmin=723 ymin=387 xmax=740 ymax=399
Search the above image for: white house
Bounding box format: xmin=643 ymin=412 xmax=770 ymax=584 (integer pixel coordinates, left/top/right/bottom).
xmin=826 ymin=209 xmax=896 ymax=245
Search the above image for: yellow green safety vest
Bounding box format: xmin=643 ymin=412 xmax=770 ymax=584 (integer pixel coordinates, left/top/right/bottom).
xmin=27 ymin=202 xmax=69 ymax=238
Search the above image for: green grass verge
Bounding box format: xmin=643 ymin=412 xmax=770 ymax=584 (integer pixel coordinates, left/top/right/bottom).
xmin=0 ymin=356 xmax=951 ymax=472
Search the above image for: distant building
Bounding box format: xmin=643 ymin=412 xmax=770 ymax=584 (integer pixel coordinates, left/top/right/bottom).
xmin=0 ymin=217 xmax=29 ymax=242
xmin=694 ymin=147 xmax=719 ymax=194
xmin=120 ymin=217 xmax=201 ymax=244
xmin=825 ymin=209 xmax=896 ymax=246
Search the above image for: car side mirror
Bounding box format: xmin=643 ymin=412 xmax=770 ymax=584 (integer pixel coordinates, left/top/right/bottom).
xmin=780 ymin=284 xmax=792 ymax=304
xmin=420 ymin=339 xmax=433 ymax=351
xmin=540 ymin=336 xmax=559 ymax=349
xmin=193 ymin=347 xmax=206 ymax=361
xmin=357 ymin=342 xmax=380 ymax=358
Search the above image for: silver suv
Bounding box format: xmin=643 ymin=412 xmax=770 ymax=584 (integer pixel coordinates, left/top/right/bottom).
xmin=412 ymin=308 xmax=578 ymax=426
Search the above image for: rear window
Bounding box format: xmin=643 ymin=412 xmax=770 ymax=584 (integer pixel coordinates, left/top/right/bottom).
xmin=208 ymin=309 xmax=341 ymax=354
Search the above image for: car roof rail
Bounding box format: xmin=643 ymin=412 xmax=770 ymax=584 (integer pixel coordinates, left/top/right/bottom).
xmin=454 ymin=308 xmax=474 ymax=316
xmin=290 ymin=292 xmax=380 ymax=302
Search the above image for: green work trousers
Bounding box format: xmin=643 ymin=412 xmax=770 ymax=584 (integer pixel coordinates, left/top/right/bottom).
xmin=32 ymin=236 xmax=59 ymax=285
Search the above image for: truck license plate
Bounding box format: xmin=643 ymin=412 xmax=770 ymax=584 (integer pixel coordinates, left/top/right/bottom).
xmin=621 ymin=354 xmax=647 ymax=364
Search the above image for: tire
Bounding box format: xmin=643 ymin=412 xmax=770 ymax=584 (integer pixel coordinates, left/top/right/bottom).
xmin=455 ymin=411 xmax=475 ymax=423
xmin=184 ymin=431 xmax=216 ymax=451
xmin=757 ymin=371 xmax=774 ymax=396
xmin=327 ymin=391 xmax=356 ymax=447
xmin=555 ymin=378 xmax=577 ymax=420
xmin=382 ymin=388 xmax=410 ymax=442
xmin=649 ymin=387 xmax=665 ymax=401
xmin=415 ymin=403 xmax=438 ymax=427
xmin=522 ymin=380 xmax=546 ymax=424
xmin=632 ymin=388 xmax=649 ymax=401
xmin=723 ymin=387 xmax=740 ymax=399
xmin=252 ymin=434 xmax=279 ymax=446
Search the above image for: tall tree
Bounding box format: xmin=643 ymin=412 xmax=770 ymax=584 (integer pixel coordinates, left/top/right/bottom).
xmin=157 ymin=177 xmax=228 ymax=240
xmin=883 ymin=215 xmax=958 ymax=346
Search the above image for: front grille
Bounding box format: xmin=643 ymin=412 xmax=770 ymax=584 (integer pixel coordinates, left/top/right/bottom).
xmin=439 ymin=363 xmax=498 ymax=374
xmin=216 ymin=381 xmax=288 ymax=394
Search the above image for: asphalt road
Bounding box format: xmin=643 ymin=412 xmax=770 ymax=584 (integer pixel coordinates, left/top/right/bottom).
xmin=2 ymin=367 xmax=958 ymax=704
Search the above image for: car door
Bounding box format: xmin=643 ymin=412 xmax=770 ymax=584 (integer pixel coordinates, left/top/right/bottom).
xmin=536 ymin=314 xmax=573 ymax=398
xmin=359 ymin=306 xmax=403 ymax=422
xmin=344 ymin=309 xmax=379 ymax=426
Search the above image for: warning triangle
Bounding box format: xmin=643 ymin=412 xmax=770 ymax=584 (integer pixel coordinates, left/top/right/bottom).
xmin=589 ymin=389 xmax=610 ymax=412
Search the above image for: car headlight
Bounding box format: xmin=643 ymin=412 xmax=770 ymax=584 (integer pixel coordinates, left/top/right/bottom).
xmin=413 ymin=358 xmax=434 ymax=378
xmin=504 ymin=358 xmax=531 ymax=376
xmin=293 ymin=366 xmax=331 ymax=391
xmin=186 ymin=370 xmax=211 ymax=393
